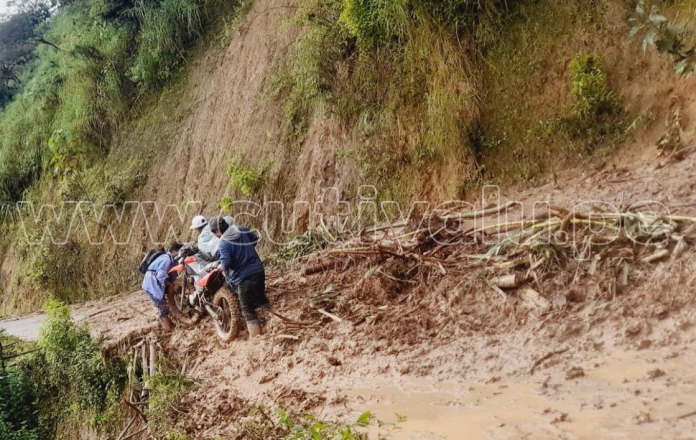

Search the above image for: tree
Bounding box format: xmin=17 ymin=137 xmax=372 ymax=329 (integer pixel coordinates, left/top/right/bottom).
xmin=0 ymin=0 xmax=56 ymax=106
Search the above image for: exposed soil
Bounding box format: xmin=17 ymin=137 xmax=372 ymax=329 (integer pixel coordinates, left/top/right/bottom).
xmin=4 ymin=146 xmax=696 ymax=439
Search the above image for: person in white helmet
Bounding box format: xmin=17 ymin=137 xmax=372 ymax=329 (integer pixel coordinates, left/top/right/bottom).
xmin=190 ymin=214 xmax=234 ymax=260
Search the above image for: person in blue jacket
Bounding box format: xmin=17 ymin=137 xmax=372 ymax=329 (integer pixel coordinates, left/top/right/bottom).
xmin=209 ymin=217 xmax=270 ymax=339
xmin=141 ymin=242 xmax=183 ymax=331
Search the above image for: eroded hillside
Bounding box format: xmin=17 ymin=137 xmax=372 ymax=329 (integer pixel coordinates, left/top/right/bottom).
xmin=0 ymin=0 xmax=694 ymax=315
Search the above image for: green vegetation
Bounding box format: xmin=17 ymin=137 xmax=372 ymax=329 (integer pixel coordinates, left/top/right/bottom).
xmin=277 ymin=408 xmax=371 ymax=440
xmin=472 ymin=0 xmax=631 ymax=184
xmin=630 ymin=0 xmax=696 ymax=77
xmin=0 ymin=302 xmax=125 ymax=439
xmin=147 ymin=366 xmax=193 ymax=437
xmin=0 ymin=0 xmax=250 ymax=202
xmin=272 ymin=0 xmax=640 ymax=197
xmin=269 ymin=229 xmax=328 ymax=266
xmin=273 ymin=0 xmax=514 ymax=201
xmin=225 ymin=159 xmax=268 ymax=197
xmin=0 ymin=0 xmax=252 ymax=313
xmin=569 ymin=55 xmax=622 ymax=122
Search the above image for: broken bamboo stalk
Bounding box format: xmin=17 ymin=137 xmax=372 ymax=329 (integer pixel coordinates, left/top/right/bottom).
xmin=491 ymin=274 xmax=519 ymax=289
xmin=485 ymin=280 xmax=508 ymax=300
xmin=439 ymin=201 xmax=516 ymax=221
xmin=140 ymin=343 xmax=148 ymax=380
xmin=149 ymin=340 xmax=156 ymax=378
xmin=642 ymin=249 xmax=669 ymax=263
xmin=318 ymin=309 xmax=343 ymax=323
xmin=519 ymin=285 xmax=550 ymax=310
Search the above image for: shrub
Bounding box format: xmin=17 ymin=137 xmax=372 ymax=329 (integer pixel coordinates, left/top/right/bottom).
xmin=226 ymin=160 xmax=267 ymax=197
xmin=568 ymin=55 xmax=621 ymax=121
xmin=0 ymin=303 xmax=125 ymax=438
xmin=277 ymin=408 xmax=371 ymax=440
xmin=34 ymin=301 xmax=124 ymax=417
xmin=148 ymin=367 xmax=193 ymax=435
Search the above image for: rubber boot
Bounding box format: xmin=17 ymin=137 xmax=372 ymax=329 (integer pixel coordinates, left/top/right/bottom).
xmin=160 ymin=316 xmax=174 ymax=332
xmin=246 ymin=320 xmax=262 ymax=339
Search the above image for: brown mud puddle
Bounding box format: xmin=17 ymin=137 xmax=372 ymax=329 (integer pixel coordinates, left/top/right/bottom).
xmin=347 ymin=343 xmax=696 ymax=439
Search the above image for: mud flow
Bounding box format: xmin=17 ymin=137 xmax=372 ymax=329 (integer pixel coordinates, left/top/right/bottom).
xmin=3 ymin=151 xmax=696 ymax=439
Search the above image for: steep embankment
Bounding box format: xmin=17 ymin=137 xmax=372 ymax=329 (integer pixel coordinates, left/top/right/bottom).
xmin=4 ymin=146 xmax=696 ymax=438
xmin=1 ymin=1 xmax=695 ymax=314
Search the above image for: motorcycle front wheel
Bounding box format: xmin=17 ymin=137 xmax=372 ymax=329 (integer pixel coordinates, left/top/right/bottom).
xmin=212 ymin=287 xmax=242 ymax=342
xmin=166 ymin=277 xmax=202 ymax=327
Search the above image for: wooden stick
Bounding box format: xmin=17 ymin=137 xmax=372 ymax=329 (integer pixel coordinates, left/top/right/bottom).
xmin=439 ymin=201 xmax=516 ymax=221
xmin=642 ymin=249 xmax=669 ymax=263
xmin=318 ymin=309 xmax=343 ymax=323
xmin=530 ymin=347 xmax=569 ymax=374
xmin=149 ymin=340 xmax=156 ymax=378
xmin=116 ymin=416 xmax=137 ymax=440
xmin=676 ymin=410 xmax=696 ymax=420
xmin=267 ymin=310 xmax=316 ymax=327
xmin=122 ymin=398 xmax=148 ymax=423
xmin=121 ymin=427 xmax=148 ymax=440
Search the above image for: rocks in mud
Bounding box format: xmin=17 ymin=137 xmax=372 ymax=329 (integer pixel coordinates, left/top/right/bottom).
xmin=543 ymin=408 xmax=570 ymax=424
xmin=326 ymin=356 xmax=342 ymax=367
xmin=647 ymin=368 xmax=666 ymax=380
xmin=565 ymin=366 xmax=585 ymax=380
xmin=638 ymin=339 xmax=652 ymax=350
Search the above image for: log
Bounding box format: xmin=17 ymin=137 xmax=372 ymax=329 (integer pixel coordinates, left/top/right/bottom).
xmin=304 ymin=258 xmax=338 ymax=276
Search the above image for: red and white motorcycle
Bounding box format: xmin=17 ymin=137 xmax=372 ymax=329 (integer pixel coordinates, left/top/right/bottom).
xmin=166 ymin=247 xmax=242 ymax=342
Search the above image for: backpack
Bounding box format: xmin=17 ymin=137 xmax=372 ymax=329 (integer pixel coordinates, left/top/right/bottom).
xmin=138 ymin=248 xmax=165 ymax=274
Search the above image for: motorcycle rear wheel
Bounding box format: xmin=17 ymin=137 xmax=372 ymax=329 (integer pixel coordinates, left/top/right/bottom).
xmin=166 ymin=278 xmax=202 ymax=327
xmin=212 ymin=287 xmax=242 ymax=342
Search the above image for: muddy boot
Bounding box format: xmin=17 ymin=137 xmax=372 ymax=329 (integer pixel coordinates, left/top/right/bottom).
xmin=246 ymin=320 xmax=262 ymax=339
xmin=160 ymin=316 xmax=174 ymax=332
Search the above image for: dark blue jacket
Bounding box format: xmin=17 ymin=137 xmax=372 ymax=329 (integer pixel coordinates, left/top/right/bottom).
xmin=219 ymin=225 xmax=264 ymax=285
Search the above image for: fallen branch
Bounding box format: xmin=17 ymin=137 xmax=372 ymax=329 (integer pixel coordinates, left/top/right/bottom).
xmin=529 ymin=347 xmax=569 ymax=374
xmin=116 ymin=416 xmax=137 ymax=440
xmin=121 ymin=427 xmax=148 ymax=440
xmin=676 ymin=409 xmax=696 ymax=420
xmin=318 ymin=309 xmax=343 ymax=323
xmin=122 ymin=398 xmax=148 ymax=423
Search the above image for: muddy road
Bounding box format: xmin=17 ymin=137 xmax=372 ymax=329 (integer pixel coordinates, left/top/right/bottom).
xmin=3 ymin=148 xmax=696 ymax=439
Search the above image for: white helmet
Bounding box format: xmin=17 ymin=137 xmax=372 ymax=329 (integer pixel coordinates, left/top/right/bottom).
xmin=190 ymin=215 xmax=208 ymax=230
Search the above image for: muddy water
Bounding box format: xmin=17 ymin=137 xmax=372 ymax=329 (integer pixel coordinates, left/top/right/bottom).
xmin=347 ymin=345 xmax=696 ymax=439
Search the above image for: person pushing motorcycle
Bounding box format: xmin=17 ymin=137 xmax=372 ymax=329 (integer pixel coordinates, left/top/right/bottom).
xmin=141 ymin=242 xmax=183 ymax=331
xmin=208 ymin=216 xmax=270 ymax=339
xmin=189 ymin=214 xmax=235 ymax=260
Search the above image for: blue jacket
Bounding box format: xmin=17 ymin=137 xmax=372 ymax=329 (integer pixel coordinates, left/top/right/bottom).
xmin=141 ymin=253 xmax=174 ymax=301
xmin=219 ymin=225 xmax=264 ymax=285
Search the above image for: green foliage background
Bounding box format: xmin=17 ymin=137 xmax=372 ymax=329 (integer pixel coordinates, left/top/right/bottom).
xmin=0 ymin=302 xmax=125 ymax=439
xmin=0 ymin=0 xmax=247 ymax=202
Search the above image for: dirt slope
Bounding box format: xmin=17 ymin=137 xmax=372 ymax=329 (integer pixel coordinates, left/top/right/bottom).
xmin=4 ymin=147 xmax=695 ymax=438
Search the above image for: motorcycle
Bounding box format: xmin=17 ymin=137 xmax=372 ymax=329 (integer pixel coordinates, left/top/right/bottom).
xmin=165 ymin=246 xmax=243 ymax=342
